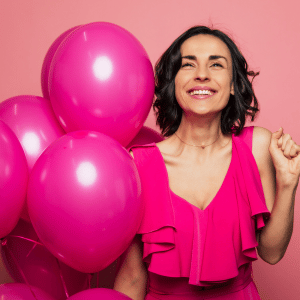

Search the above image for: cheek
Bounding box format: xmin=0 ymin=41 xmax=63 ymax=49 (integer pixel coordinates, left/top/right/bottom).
xmin=175 ymin=71 xmax=191 ymax=92
xmin=174 ymin=74 xmax=182 ymax=89
xmin=174 ymin=87 xmax=183 ymax=107
xmin=218 ymin=74 xmax=233 ymax=92
xmin=174 ymin=76 xmax=183 ymax=98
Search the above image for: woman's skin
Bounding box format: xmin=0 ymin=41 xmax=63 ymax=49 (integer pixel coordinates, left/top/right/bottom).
xmin=113 ymin=34 xmax=300 ymax=300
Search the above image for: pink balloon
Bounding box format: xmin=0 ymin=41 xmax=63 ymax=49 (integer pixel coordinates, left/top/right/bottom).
xmin=0 ymin=95 xmax=65 ymax=171
xmin=0 ymin=283 xmax=55 ymax=300
xmin=1 ymin=219 xmax=89 ymax=300
xmin=0 ymin=95 xmax=65 ymax=221
xmin=0 ymin=121 xmax=28 ymax=238
xmin=41 ymin=26 xmax=81 ymax=99
xmin=68 ymin=288 xmax=132 ymax=300
xmin=27 ymin=131 xmax=142 ymax=273
xmin=49 ymin=22 xmax=154 ymax=146
xmin=126 ymin=126 xmax=164 ymax=148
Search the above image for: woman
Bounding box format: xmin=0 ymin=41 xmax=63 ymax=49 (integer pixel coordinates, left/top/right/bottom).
xmin=114 ymin=26 xmax=300 ymax=299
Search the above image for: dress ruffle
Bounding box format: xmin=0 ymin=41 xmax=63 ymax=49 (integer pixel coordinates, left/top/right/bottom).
xmin=129 ymin=144 xmax=176 ymax=267
xmin=129 ymin=127 xmax=271 ymax=287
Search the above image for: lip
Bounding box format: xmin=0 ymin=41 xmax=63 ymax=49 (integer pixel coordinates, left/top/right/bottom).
xmin=187 ymin=86 xmax=217 ymax=100
xmin=187 ymin=86 xmax=217 ymax=93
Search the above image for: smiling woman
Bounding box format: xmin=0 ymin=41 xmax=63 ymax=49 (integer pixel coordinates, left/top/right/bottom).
xmin=154 ymin=26 xmax=259 ymax=138
xmin=113 ymin=26 xmax=300 ymax=300
xmin=174 ymin=34 xmax=234 ymax=122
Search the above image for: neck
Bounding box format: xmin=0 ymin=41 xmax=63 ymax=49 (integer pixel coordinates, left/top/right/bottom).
xmin=175 ymin=113 xmax=223 ymax=148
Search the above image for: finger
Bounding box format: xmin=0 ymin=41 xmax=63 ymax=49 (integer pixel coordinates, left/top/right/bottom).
xmin=295 ymin=144 xmax=300 ymax=153
xmin=290 ymin=143 xmax=300 ymax=157
xmin=290 ymin=145 xmax=298 ymax=158
xmin=281 ymin=133 xmax=292 ymax=150
xmin=278 ymin=136 xmax=283 ymax=148
xmin=283 ymin=140 xmax=293 ymax=159
xmin=271 ymin=127 xmax=283 ymax=145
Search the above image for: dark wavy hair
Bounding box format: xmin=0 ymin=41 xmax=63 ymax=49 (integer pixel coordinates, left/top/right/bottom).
xmin=153 ymin=26 xmax=259 ymax=137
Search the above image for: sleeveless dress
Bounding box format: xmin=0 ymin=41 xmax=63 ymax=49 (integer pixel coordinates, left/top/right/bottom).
xmin=129 ymin=126 xmax=271 ymax=299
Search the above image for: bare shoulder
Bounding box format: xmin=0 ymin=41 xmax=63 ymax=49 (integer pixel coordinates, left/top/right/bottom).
xmin=252 ymin=126 xmax=272 ymax=148
xmin=155 ymin=136 xmax=175 ymax=155
xmin=252 ymin=126 xmax=276 ymax=214
xmin=156 ymin=138 xmax=169 ymax=148
xmin=252 ymin=126 xmax=273 ymax=170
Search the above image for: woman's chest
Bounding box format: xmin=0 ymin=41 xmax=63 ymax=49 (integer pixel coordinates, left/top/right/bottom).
xmin=165 ymin=150 xmax=232 ymax=210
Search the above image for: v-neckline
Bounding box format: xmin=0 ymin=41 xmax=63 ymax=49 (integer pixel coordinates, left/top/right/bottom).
xmin=154 ymin=134 xmax=234 ymax=212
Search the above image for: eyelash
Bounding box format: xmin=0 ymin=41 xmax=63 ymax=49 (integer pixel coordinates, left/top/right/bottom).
xmin=211 ymin=63 xmax=223 ymax=68
xmin=182 ymin=63 xmax=193 ymax=67
xmin=181 ymin=62 xmax=223 ymax=68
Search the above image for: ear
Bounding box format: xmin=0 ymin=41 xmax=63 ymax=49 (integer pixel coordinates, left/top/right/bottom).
xmin=230 ymin=82 xmax=234 ymax=95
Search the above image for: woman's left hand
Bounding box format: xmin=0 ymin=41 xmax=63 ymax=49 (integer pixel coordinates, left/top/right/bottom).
xmin=269 ymin=127 xmax=300 ymax=187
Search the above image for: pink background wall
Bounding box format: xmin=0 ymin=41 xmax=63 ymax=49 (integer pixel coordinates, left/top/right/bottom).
xmin=1 ymin=0 xmax=299 ymax=299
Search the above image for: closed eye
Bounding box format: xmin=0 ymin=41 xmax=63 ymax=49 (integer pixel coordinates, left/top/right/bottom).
xmin=182 ymin=63 xmax=193 ymax=67
xmin=211 ymin=63 xmax=223 ymax=68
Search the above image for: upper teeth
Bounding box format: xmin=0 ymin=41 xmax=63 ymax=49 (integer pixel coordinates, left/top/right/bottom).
xmin=189 ymin=90 xmax=214 ymax=95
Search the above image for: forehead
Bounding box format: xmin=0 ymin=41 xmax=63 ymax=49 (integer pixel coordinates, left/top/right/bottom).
xmin=180 ymin=34 xmax=232 ymax=60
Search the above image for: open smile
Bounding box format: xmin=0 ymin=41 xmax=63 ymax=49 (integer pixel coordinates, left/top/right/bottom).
xmin=187 ymin=86 xmax=217 ymax=99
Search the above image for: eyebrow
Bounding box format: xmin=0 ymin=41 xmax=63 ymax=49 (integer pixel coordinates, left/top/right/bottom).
xmin=182 ymin=55 xmax=228 ymax=62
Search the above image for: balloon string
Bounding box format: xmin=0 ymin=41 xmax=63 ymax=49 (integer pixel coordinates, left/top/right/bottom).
xmin=28 ymin=237 xmax=42 ymax=257
xmin=8 ymin=235 xmax=43 ymax=258
xmin=8 ymin=235 xmax=44 ymax=246
xmin=27 ymin=243 xmax=37 ymax=258
xmin=55 ymin=257 xmax=69 ymax=298
xmin=27 ymin=237 xmax=41 ymax=258
xmin=1 ymin=238 xmax=39 ymax=300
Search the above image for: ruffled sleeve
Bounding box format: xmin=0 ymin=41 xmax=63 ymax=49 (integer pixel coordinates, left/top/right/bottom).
xmin=232 ymin=126 xmax=271 ymax=233
xmin=233 ymin=132 xmax=271 ymax=263
xmin=233 ymin=130 xmax=271 ymax=232
xmin=129 ymin=144 xmax=176 ymax=266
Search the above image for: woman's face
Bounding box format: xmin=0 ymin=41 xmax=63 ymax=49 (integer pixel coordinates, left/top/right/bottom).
xmin=174 ymin=34 xmax=234 ymax=118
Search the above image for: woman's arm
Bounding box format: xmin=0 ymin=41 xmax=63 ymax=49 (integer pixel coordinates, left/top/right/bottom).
xmin=113 ymin=234 xmax=147 ymax=300
xmin=114 ymin=151 xmax=147 ymax=299
xmin=252 ymin=126 xmax=300 ymax=265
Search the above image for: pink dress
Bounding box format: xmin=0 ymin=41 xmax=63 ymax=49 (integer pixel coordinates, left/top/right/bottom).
xmin=129 ymin=126 xmax=271 ymax=299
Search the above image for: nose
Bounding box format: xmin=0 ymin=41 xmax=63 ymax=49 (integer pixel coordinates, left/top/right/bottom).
xmin=195 ymin=66 xmax=210 ymax=82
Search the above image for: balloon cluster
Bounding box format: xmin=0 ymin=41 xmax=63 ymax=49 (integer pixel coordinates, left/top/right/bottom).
xmin=0 ymin=22 xmax=163 ymax=299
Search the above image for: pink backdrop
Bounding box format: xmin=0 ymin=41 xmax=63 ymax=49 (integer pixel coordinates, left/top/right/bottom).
xmin=1 ymin=0 xmax=299 ymax=299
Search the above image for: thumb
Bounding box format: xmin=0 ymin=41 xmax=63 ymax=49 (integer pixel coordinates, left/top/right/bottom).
xmin=272 ymin=127 xmax=283 ymax=140
xmin=270 ymin=127 xmax=283 ymax=148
